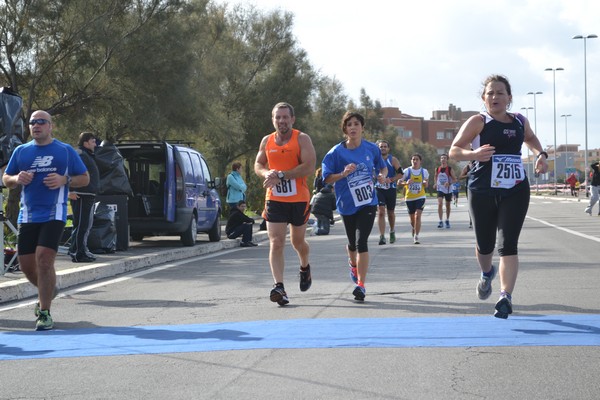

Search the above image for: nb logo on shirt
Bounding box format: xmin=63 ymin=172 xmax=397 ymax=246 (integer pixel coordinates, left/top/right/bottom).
xmin=30 ymin=156 xmax=53 ymax=168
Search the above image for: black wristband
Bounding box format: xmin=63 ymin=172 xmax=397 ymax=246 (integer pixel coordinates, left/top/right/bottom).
xmin=537 ymin=151 xmax=548 ymax=159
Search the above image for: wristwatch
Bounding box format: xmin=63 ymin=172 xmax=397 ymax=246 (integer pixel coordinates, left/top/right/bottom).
xmin=277 ymin=171 xmax=285 ymax=180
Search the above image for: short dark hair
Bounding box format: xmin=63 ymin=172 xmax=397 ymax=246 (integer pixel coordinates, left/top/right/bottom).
xmin=341 ymin=111 xmax=365 ymax=135
xmin=78 ymin=132 xmax=96 ymax=147
xmin=237 ymin=200 xmax=246 ymax=206
xmin=232 ymin=161 xmax=242 ymax=171
xmin=272 ymin=102 xmax=295 ymax=118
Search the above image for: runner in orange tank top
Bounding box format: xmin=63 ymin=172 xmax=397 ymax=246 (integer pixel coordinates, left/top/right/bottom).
xmin=264 ymin=129 xmax=310 ymax=203
xmin=254 ymin=102 xmax=316 ymax=306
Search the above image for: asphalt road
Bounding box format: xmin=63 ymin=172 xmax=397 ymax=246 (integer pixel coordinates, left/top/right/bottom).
xmin=0 ymin=195 xmax=599 ymax=400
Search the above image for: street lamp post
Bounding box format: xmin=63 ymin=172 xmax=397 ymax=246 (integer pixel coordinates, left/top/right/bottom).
xmin=527 ymin=91 xmax=543 ymax=192
xmin=561 ymin=114 xmax=572 ymax=176
xmin=526 ymin=91 xmax=543 ymax=134
xmin=545 ymin=67 xmax=564 ymax=195
xmin=521 ymin=106 xmax=534 ymax=178
xmin=573 ymin=34 xmax=597 ymax=197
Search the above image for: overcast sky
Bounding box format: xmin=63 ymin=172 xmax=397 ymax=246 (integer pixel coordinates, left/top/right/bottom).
xmin=217 ymin=0 xmax=600 ymax=152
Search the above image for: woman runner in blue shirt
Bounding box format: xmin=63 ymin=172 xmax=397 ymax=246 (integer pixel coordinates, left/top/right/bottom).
xmin=322 ymin=111 xmax=387 ymax=301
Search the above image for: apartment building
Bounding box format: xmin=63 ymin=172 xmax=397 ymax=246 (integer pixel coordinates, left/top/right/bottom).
xmin=381 ymin=104 xmax=478 ymax=155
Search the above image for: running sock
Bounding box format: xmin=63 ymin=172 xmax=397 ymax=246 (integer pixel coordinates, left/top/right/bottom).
xmin=357 ymin=280 xmax=365 ymax=288
xmin=500 ymin=290 xmax=512 ymax=300
xmin=482 ymin=268 xmax=494 ymax=278
xmin=275 ymin=282 xmax=284 ymax=288
xmin=300 ymin=265 xmax=310 ymax=272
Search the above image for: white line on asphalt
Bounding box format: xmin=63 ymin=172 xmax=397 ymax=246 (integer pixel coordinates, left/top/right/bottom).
xmin=526 ymin=215 xmax=600 ymax=243
xmin=0 ymin=248 xmax=242 ymax=313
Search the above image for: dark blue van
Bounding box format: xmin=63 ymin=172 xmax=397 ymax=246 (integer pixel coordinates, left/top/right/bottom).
xmin=116 ymin=141 xmax=222 ymax=246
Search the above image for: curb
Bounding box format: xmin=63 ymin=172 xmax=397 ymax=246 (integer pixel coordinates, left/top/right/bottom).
xmin=0 ymin=230 xmax=270 ymax=304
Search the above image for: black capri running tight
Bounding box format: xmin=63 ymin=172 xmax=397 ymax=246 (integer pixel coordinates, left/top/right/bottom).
xmin=342 ymin=205 xmax=377 ymax=253
xmin=468 ymin=186 xmax=530 ymax=257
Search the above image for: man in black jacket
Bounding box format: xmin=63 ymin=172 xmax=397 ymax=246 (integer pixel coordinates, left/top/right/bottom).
xmin=310 ymin=184 xmax=336 ymax=235
xmin=226 ymin=201 xmax=258 ymax=247
xmin=69 ymin=132 xmax=100 ymax=262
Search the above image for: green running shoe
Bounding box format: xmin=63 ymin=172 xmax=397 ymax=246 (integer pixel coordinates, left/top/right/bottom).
xmin=34 ymin=286 xmax=60 ymax=317
xmin=389 ymin=231 xmax=396 ymax=243
xmin=35 ymin=310 xmax=54 ymax=331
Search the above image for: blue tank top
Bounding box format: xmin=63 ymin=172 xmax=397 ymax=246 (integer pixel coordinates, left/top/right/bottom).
xmin=375 ymin=155 xmax=397 ymax=189
xmin=469 ymin=112 xmax=528 ymax=196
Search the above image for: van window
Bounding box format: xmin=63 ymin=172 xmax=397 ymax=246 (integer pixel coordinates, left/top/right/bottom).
xmin=179 ymin=151 xmax=194 ymax=184
xmin=190 ymin=153 xmax=204 ymax=184
xmin=200 ymin=156 xmax=212 ymax=181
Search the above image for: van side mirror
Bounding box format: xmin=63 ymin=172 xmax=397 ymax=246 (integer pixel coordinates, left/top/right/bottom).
xmin=209 ymin=176 xmax=221 ymax=189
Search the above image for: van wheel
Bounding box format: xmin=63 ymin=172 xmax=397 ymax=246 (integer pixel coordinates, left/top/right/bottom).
xmin=208 ymin=214 xmax=221 ymax=242
xmin=181 ymin=215 xmax=198 ymax=246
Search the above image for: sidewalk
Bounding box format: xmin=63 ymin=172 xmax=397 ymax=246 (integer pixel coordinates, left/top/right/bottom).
xmin=0 ymin=227 xmax=270 ymax=305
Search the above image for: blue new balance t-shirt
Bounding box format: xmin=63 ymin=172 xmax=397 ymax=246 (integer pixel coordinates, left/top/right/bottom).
xmin=5 ymin=139 xmax=88 ymax=223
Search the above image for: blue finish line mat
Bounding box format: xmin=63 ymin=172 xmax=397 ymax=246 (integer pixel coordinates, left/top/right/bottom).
xmin=1 ymin=315 xmax=599 ymax=360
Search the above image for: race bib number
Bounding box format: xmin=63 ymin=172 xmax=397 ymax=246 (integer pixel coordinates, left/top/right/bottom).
xmin=491 ymin=154 xmax=524 ymax=189
xmin=376 ymin=181 xmax=390 ymax=190
xmin=437 ymin=172 xmax=450 ymax=193
xmin=349 ymin=180 xmax=374 ymax=207
xmin=272 ymin=178 xmax=298 ymax=197
xmin=408 ymin=182 xmax=422 ymax=194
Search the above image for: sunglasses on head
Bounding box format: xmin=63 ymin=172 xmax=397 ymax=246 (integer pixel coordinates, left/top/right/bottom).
xmin=29 ymin=119 xmax=49 ymax=126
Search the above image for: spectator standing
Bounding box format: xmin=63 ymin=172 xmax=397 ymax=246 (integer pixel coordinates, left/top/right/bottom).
xmin=69 ymin=132 xmax=100 ymax=263
xmin=2 ymin=110 xmax=89 ymax=330
xmin=449 ymin=74 xmax=548 ymax=319
xmin=584 ymin=161 xmax=600 ymax=215
xmin=226 ymin=161 xmax=247 ymax=210
xmin=310 ymin=183 xmax=336 ymax=235
xmin=566 ymin=173 xmax=577 ymax=197
xmin=225 ymin=200 xmax=257 ymax=247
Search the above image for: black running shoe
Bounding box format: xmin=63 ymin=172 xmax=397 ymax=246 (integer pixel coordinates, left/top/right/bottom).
xmin=494 ymin=295 xmax=513 ymax=319
xmin=270 ymin=286 xmax=289 ymax=306
xmin=353 ymin=285 xmax=366 ymax=301
xmin=299 ymin=264 xmax=312 ymax=292
xmin=72 ymin=254 xmax=96 ymax=263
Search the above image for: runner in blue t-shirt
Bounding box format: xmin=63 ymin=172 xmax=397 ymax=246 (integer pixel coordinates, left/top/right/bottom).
xmin=322 ymin=111 xmax=387 ymax=302
xmin=3 ymin=110 xmax=89 ymax=331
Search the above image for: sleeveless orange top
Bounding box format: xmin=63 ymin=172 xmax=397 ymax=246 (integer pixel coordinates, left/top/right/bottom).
xmin=265 ymin=129 xmax=310 ymax=202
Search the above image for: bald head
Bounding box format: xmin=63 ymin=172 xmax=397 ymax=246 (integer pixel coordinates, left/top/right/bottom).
xmin=31 ymin=110 xmax=52 ymax=123
xmin=29 ymin=110 xmax=53 ymax=145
